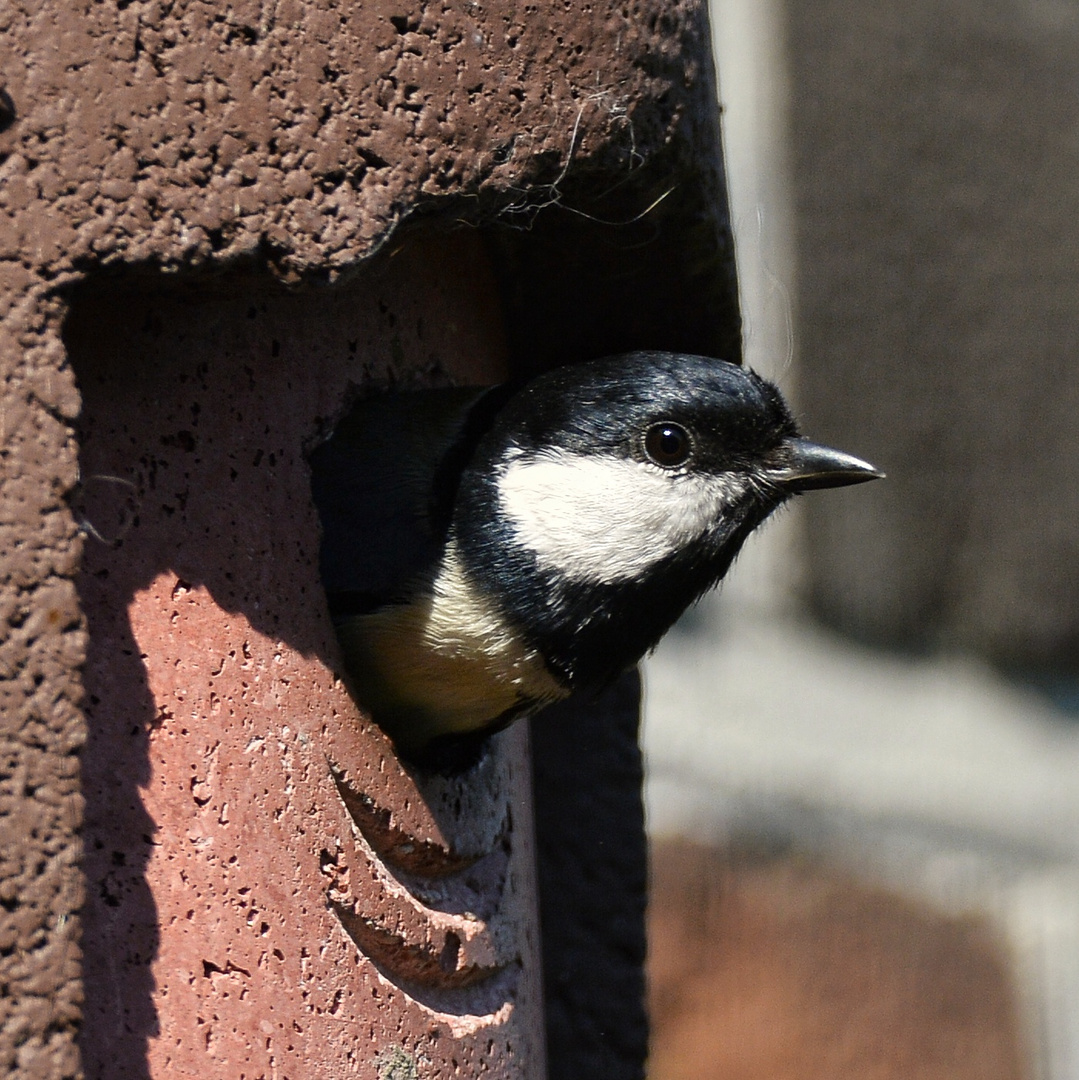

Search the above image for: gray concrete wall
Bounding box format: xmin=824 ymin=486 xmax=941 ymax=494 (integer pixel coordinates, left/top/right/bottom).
xmin=788 ymin=0 xmax=1079 ymax=676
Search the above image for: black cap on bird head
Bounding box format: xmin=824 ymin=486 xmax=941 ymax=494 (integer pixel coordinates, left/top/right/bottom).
xmin=449 ymin=352 xmax=881 ymax=693
xmin=311 ymin=350 xmax=882 ymax=767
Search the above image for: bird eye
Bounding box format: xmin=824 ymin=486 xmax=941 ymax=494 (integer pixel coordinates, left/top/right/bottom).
xmin=644 ymin=422 xmax=692 ymax=468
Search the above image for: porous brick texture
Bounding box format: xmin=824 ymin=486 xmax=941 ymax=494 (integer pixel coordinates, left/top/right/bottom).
xmin=69 ymin=235 xmax=548 ymax=1079
xmin=0 ymin=1 xmax=737 ymax=1077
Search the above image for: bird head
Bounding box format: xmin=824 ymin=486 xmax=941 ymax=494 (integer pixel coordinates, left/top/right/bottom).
xmin=450 ymin=352 xmax=881 ymax=690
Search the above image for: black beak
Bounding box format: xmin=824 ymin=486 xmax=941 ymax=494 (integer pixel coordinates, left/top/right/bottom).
xmin=768 ymin=437 xmax=884 ymax=492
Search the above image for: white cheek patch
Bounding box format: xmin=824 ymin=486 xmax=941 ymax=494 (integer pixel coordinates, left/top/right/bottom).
xmin=496 ymin=449 xmax=748 ymax=583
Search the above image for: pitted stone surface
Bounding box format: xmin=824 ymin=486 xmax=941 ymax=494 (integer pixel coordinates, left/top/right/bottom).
xmin=71 ymin=234 xmax=545 ymax=1078
xmin=1 ymin=0 xmax=718 ymax=279
xmin=0 ymin=2 xmax=734 ymax=1076
xmin=0 ymin=272 xmax=85 ymax=1080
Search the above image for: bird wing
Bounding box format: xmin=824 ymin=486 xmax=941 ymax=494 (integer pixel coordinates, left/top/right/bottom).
xmin=308 ymin=386 xmax=498 ymax=616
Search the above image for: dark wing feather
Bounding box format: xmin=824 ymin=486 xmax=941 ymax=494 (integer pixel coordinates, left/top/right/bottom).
xmin=308 ymin=386 xmax=500 ymax=616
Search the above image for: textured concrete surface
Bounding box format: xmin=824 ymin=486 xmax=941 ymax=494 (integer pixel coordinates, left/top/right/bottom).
xmin=1 ymin=0 xmax=740 ymax=1075
xmin=1 ymin=0 xmax=716 ymax=275
xmin=71 ymin=235 xmax=548 ymax=1079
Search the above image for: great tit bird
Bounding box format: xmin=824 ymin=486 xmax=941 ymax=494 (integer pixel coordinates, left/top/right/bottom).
xmin=310 ymin=351 xmax=881 ymax=762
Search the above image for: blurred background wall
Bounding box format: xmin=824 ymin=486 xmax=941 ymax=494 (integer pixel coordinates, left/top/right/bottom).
xmin=791 ymin=0 xmax=1079 ymax=679
xmin=643 ymin=0 xmax=1079 ymax=1076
